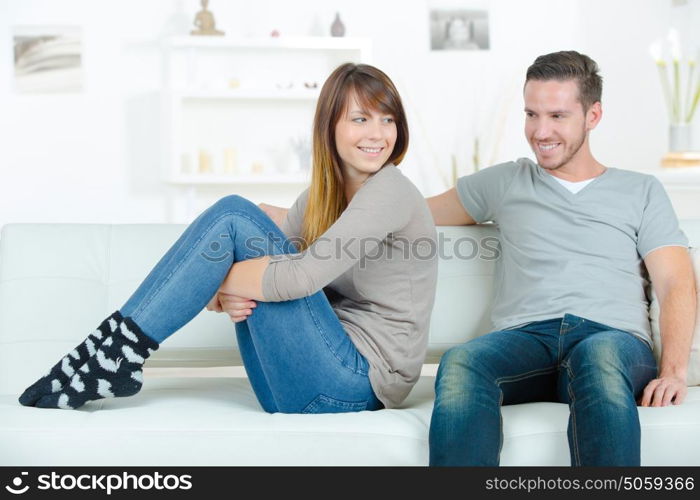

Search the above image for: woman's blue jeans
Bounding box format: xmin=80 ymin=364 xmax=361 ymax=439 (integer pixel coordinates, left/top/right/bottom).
xmin=429 ymin=315 xmax=658 ymax=466
xmin=120 ymin=195 xmax=383 ymax=414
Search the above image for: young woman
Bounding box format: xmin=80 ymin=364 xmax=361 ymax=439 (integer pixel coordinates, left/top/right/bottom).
xmin=19 ymin=63 xmax=438 ymax=414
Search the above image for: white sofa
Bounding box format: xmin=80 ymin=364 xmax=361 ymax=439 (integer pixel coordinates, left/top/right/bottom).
xmin=1 ymin=222 xmax=699 ymax=466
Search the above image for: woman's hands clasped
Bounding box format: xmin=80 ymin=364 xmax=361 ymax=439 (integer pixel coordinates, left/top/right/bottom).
xmin=204 ymin=201 xmax=286 ymax=322
xmin=206 ymin=292 xmax=256 ymax=323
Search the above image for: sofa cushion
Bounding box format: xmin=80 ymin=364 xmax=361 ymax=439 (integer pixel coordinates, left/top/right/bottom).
xmin=2 ymin=375 xmax=699 ymax=466
xmin=649 ymin=247 xmax=700 ymax=386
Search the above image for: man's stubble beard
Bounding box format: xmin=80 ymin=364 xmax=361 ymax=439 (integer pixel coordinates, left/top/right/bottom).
xmin=537 ymin=124 xmax=588 ymax=171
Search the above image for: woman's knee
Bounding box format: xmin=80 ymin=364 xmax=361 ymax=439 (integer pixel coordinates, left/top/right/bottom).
xmin=209 ymin=195 xmax=286 ymax=244
xmin=210 ymin=194 xmax=259 ymax=215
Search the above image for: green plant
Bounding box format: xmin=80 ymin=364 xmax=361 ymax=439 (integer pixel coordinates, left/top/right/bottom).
xmin=649 ymin=29 xmax=700 ymax=124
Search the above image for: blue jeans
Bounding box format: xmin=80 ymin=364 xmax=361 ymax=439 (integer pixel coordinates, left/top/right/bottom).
xmin=429 ymin=314 xmax=657 ymax=466
xmin=120 ymin=195 xmax=383 ymax=414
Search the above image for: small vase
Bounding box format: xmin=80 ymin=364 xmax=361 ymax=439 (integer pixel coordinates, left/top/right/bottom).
xmin=331 ymin=12 xmax=345 ymax=37
xmin=669 ymin=123 xmax=692 ymax=152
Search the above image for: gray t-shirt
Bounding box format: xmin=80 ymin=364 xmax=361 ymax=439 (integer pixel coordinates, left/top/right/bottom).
xmin=456 ymin=157 xmax=688 ymax=345
xmin=262 ymin=165 xmax=438 ymax=408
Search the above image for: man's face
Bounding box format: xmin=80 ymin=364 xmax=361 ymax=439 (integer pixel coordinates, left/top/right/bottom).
xmin=523 ymin=79 xmax=594 ymax=171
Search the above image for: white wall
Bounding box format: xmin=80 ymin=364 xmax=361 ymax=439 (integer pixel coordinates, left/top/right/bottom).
xmin=1 ymin=0 xmax=698 ymax=229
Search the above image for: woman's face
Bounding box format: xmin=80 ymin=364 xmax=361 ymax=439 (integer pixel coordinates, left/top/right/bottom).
xmin=334 ymin=92 xmax=397 ymax=183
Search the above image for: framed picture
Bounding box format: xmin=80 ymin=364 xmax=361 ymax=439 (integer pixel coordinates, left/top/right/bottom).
xmin=429 ymin=9 xmax=490 ymax=51
xmin=13 ymin=26 xmax=83 ymax=93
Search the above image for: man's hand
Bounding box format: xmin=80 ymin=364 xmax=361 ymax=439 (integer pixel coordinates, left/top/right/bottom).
xmin=218 ymin=292 xmax=257 ymax=323
xmin=640 ymin=374 xmax=688 ymax=407
xmin=259 ymin=203 xmax=289 ymax=229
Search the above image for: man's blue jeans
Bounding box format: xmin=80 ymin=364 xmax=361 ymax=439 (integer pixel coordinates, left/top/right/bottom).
xmin=429 ymin=315 xmax=658 ymax=466
xmin=120 ymin=195 xmax=383 ymax=414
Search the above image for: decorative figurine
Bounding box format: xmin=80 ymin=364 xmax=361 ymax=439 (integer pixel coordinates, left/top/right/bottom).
xmin=191 ymin=0 xmax=224 ymax=36
xmin=331 ymin=12 xmax=345 ymax=37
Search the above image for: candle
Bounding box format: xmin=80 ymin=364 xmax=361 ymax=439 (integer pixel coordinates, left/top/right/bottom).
xmin=198 ymin=149 xmax=212 ymax=174
xmin=223 ymin=148 xmax=237 ymax=174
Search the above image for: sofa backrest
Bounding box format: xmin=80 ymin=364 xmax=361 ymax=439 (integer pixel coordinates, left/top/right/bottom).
xmin=1 ymin=220 xmax=699 ymax=393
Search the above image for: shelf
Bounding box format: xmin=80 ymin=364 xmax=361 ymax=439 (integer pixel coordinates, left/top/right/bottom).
xmin=168 ymin=173 xmax=310 ymax=185
xmin=166 ymin=36 xmax=372 ymax=53
xmin=161 ymin=36 xmax=369 ymax=222
xmin=651 ymin=166 xmax=700 ymax=190
xmin=173 ymin=89 xmax=320 ymax=100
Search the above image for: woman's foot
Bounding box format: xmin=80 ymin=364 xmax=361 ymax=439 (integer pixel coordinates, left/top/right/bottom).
xmin=18 ymin=311 xmax=123 ymax=407
xmin=34 ymin=317 xmax=159 ymax=410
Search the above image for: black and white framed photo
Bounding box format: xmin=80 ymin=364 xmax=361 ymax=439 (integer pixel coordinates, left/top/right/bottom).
xmin=429 ymin=6 xmax=490 ymax=51
xmin=13 ymin=26 xmax=83 ymax=93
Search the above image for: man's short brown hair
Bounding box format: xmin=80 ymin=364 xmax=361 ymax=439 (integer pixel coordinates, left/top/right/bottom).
xmin=525 ymin=51 xmax=602 ymax=111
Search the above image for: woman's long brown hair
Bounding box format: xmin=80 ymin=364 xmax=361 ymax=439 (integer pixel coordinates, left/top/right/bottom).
xmin=300 ymin=63 xmax=409 ymax=250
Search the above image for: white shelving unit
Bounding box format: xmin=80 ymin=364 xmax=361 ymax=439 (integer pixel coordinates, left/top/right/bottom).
xmin=169 ymin=173 xmax=318 ymax=185
xmin=652 ymin=166 xmax=700 ymax=190
xmin=166 ymin=35 xmax=373 ymax=52
xmin=160 ymin=36 xmax=371 ymax=221
xmin=172 ymin=89 xmax=321 ymax=100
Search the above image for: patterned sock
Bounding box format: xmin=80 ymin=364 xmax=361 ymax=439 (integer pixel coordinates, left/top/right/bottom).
xmin=18 ymin=311 xmax=123 ymax=407
xmin=34 ymin=317 xmax=159 ymax=410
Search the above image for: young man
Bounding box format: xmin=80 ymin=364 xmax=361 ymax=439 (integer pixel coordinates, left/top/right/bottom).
xmin=427 ymin=51 xmax=697 ymax=466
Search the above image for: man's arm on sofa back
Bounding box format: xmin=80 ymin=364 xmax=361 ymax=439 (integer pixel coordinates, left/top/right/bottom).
xmin=427 ymin=188 xmax=476 ymax=226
